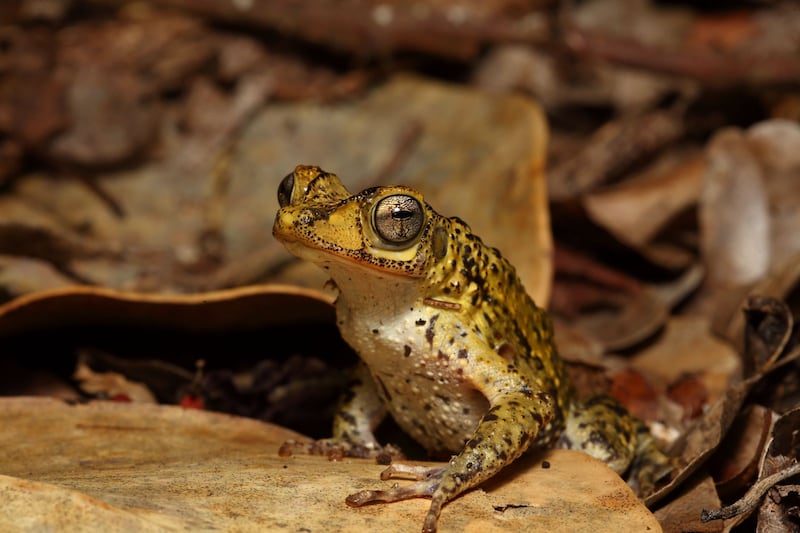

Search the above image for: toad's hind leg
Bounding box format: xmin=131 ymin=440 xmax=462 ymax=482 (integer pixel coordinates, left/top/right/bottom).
xmin=346 ymin=388 xmax=554 ymax=533
xmin=557 ymin=395 xmax=671 ymax=495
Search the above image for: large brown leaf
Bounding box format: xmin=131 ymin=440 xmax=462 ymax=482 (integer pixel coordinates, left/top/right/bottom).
xmin=0 ymin=398 xmax=660 ymax=532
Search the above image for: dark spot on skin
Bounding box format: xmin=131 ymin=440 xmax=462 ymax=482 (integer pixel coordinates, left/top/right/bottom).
xmin=531 ymin=412 xmax=544 ymax=425
xmin=404 ymin=345 xmax=412 ymax=357
xmin=457 ymin=349 xmax=468 ymax=359
xmin=415 ymin=319 xmax=426 ymax=326
xmin=503 ymin=436 xmax=513 ymax=446
xmin=424 ymin=404 xmax=432 ymax=411
xmin=497 ymin=343 xmax=516 ymax=361
xmin=372 ymin=328 xmax=379 ymax=334
xmin=536 ymin=392 xmax=550 ymax=402
xmin=463 ymin=407 xmax=471 ymax=415
xmin=497 ymin=451 xmax=508 ymax=461
xmin=483 ymin=413 xmax=499 ymax=422
xmin=443 ymin=287 xmax=451 ymax=295
xmin=437 ymin=350 xmax=448 ymax=361
xmin=542 ymin=461 xmax=550 ymax=469
xmin=425 ymin=314 xmax=439 ymax=346
xmin=589 ymin=430 xmax=609 ymax=447
xmin=448 ymin=337 xmax=454 ymax=345
xmin=435 ymin=394 xmax=450 ymax=405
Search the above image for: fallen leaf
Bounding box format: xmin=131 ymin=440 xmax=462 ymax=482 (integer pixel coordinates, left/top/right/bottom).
xmin=0 ymin=397 xmax=661 ymax=532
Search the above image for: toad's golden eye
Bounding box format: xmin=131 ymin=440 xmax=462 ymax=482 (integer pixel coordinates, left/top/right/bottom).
xmin=372 ymin=194 xmax=424 ymax=245
xmin=277 ymin=172 xmax=295 ymax=207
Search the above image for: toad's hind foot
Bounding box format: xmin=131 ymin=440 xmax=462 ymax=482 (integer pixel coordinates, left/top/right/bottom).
xmin=346 ymin=464 xmax=447 ymax=533
xmin=346 ymin=464 xmax=445 ymax=505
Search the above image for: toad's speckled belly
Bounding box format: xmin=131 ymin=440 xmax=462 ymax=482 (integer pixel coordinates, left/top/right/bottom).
xmin=370 ymin=367 xmax=488 ymax=453
xmin=340 ymin=308 xmax=490 ymax=454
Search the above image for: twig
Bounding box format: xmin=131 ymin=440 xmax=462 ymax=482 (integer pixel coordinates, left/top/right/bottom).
xmin=564 ymin=26 xmax=800 ymax=87
xmin=701 ymin=461 xmax=800 ymax=522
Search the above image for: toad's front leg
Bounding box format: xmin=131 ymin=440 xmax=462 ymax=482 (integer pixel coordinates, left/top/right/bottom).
xmin=346 ymin=386 xmax=555 ymax=533
xmin=280 ymin=362 xmax=397 ymax=460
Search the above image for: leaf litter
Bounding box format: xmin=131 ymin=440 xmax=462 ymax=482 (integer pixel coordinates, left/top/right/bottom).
xmin=1 ymin=0 xmax=799 ymax=531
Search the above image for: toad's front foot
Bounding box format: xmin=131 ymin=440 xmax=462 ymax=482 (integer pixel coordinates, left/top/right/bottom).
xmin=278 ymin=438 xmax=404 ymax=463
xmin=346 ymin=464 xmax=448 ymax=533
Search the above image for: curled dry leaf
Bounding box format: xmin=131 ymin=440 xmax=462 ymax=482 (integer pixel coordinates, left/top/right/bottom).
xmin=653 ymin=474 xmax=722 ymax=533
xmin=700 ymin=119 xmax=800 ymax=291
xmin=700 ymin=128 xmax=771 ymax=288
xmin=0 ymin=284 xmax=334 ymax=338
xmin=583 ymin=150 xmax=704 ymax=269
xmin=708 ymin=406 xmax=774 ymax=500
xmin=553 ymin=248 xmax=702 ymax=352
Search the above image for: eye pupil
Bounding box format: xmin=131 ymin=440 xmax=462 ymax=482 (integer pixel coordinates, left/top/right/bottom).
xmin=392 ymin=208 xmax=412 ymax=220
xmin=373 ymin=194 xmax=424 ymax=245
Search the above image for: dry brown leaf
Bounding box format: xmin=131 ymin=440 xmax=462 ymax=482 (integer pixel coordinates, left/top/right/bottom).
xmin=566 ymin=265 xmax=703 ymax=353
xmin=226 ymin=75 xmax=553 ymax=303
xmin=0 ymin=398 xmax=661 ymax=532
xmin=709 ymin=406 xmax=774 ymax=500
xmin=632 ymin=316 xmax=739 ymax=408
xmin=583 ymin=150 xmax=704 ymax=260
xmin=654 ymin=474 xmax=723 ymax=533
